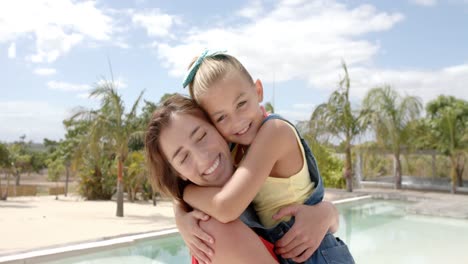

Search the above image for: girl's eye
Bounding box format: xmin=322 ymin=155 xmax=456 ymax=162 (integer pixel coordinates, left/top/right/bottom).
xmin=237 ymin=101 xmax=247 ymax=108
xmin=216 ymin=115 xmax=225 ymax=123
xmin=181 ymin=153 xmax=188 ymax=164
xmin=198 ymin=132 xmax=206 ymax=142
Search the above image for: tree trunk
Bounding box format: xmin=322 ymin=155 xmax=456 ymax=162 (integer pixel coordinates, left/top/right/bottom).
xmin=55 ymin=181 xmax=59 ymax=200
xmin=116 ymin=158 xmax=124 ymax=217
xmin=65 ymin=164 xmax=70 ymax=197
xmin=431 ymin=153 xmax=437 ymax=179
xmin=15 ymin=170 xmax=20 ymax=186
xmin=129 ymin=187 xmax=135 ymax=203
xmin=1 ymin=172 xmax=10 ymax=200
xmin=394 ymin=153 xmax=402 ymax=190
xmin=450 ymin=156 xmax=457 ymax=194
xmin=153 ymin=192 xmax=157 ymax=206
xmin=456 ymin=153 xmax=465 ymax=187
xmin=344 ymin=144 xmax=353 ymax=192
xmin=0 ymin=171 xmax=3 ymax=200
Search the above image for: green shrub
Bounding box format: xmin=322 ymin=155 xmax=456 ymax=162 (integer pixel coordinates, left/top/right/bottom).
xmin=304 ymin=135 xmax=345 ymax=189
xmin=78 ymin=157 xmax=115 ymax=200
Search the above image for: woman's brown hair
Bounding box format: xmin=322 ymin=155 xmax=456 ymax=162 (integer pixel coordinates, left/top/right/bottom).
xmin=145 ymin=94 xmax=207 ymax=201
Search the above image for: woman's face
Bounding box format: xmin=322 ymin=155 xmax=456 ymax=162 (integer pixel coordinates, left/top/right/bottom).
xmin=159 ymin=112 xmax=234 ymax=187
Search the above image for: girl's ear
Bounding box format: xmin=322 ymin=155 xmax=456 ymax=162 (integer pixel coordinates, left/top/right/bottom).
xmin=255 ymin=79 xmax=264 ymax=102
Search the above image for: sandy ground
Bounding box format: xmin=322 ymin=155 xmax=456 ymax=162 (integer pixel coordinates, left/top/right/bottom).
xmin=1 ymin=187 xmax=467 ymax=258
xmin=0 ymin=195 xmax=175 ymax=256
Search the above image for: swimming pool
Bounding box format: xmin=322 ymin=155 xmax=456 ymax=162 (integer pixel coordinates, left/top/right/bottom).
xmin=46 ymin=234 xmax=189 ymax=264
xmin=13 ymin=198 xmax=468 ymax=263
xmin=336 ymin=199 xmax=468 ymax=263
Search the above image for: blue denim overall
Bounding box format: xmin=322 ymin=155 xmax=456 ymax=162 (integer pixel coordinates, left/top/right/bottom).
xmin=238 ymin=114 xmax=355 ymax=264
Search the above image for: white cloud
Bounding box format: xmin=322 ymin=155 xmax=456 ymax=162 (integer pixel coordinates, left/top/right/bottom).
xmin=151 ymin=0 xmax=468 ymax=125
xmin=33 ymin=68 xmax=57 ymax=76
xmin=0 ymin=0 xmax=113 ymax=63
xmin=132 ymin=9 xmax=178 ymax=38
xmin=237 ymin=0 xmax=264 ymax=18
xmin=410 ymin=0 xmax=437 ymax=7
xmin=29 ymin=26 xmax=84 ymax=63
xmin=0 ymin=101 xmax=67 ymax=142
xmin=77 ymin=92 xmax=92 ymax=99
xmin=47 ymin=81 xmax=90 ymax=92
xmin=77 ymin=78 xmax=128 ymax=100
xmin=278 ymin=63 xmax=468 ymax=123
xmin=7 ymin=42 xmax=15 ymax=58
xmin=343 ymin=64 xmax=468 ymax=103
xmin=156 ymin=0 xmax=404 ymax=83
xmin=155 ymin=0 xmax=467 ymax=108
xmin=277 ymin=104 xmax=316 ymax=122
xmin=277 ymin=109 xmax=312 ymax=122
xmin=96 ymin=77 xmax=128 ymax=89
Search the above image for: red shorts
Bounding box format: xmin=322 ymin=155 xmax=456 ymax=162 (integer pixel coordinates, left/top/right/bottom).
xmin=191 ymin=236 xmax=278 ymax=263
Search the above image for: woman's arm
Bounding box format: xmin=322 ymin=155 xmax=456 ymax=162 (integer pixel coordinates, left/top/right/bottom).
xmin=184 ymin=119 xmax=297 ymax=223
xmin=273 ymin=201 xmax=339 ymax=262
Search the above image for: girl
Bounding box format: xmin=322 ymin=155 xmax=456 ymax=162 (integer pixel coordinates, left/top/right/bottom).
xmin=180 ymin=50 xmax=354 ymax=264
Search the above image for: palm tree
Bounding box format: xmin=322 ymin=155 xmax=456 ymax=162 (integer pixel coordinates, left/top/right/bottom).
xmin=362 ymin=86 xmax=422 ymax=189
xmin=75 ymin=81 xmax=144 ymax=217
xmin=124 ymin=151 xmax=148 ymax=202
xmin=65 ymin=116 xmax=115 ymax=200
xmin=311 ymin=62 xmax=367 ymax=192
xmin=426 ymin=96 xmax=468 ymax=193
xmin=264 ymin=102 xmax=275 ymax=114
xmin=0 ymin=143 xmax=11 ymax=200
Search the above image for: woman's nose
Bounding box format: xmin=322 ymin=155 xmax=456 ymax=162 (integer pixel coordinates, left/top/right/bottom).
xmin=193 ymin=146 xmax=211 ymax=169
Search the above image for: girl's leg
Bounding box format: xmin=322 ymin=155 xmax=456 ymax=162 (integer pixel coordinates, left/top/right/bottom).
xmin=199 ymin=218 xmax=278 ymax=264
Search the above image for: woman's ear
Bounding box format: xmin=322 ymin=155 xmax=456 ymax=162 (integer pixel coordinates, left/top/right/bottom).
xmin=255 ymin=79 xmax=264 ymax=102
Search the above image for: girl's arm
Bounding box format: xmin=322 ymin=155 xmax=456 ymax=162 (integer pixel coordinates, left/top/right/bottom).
xmin=273 ymin=201 xmax=339 ymax=261
xmin=184 ymin=119 xmax=297 ymax=223
xmin=173 ymin=200 xmax=214 ymax=263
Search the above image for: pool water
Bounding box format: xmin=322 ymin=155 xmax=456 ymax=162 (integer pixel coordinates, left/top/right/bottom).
xmin=49 ymin=199 xmax=468 ymax=264
xmin=47 ymin=235 xmax=190 ymax=264
xmin=335 ymin=199 xmax=468 ymax=264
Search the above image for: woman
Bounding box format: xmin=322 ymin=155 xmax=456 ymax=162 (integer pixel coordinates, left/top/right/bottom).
xmin=146 ymin=94 xmax=339 ymax=264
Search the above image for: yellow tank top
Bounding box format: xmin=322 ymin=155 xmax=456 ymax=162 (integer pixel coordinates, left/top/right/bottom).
xmin=252 ymin=123 xmax=315 ymax=228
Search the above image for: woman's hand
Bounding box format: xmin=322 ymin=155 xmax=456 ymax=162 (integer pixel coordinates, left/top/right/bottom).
xmin=272 ymin=201 xmax=338 ymax=262
xmin=174 ymin=202 xmax=215 ymax=264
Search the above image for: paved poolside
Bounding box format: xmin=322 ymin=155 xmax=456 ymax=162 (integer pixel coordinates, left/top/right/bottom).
xmin=1 ymin=188 xmax=467 ymax=257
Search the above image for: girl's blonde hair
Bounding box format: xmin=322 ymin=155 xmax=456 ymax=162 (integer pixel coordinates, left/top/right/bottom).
xmin=145 ymin=94 xmax=208 ymax=201
xmin=187 ymin=54 xmax=254 ymax=103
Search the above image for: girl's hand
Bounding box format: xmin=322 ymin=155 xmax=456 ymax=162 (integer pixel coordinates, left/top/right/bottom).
xmin=272 ymin=202 xmax=337 ymax=262
xmin=175 ymin=208 xmax=215 ymax=264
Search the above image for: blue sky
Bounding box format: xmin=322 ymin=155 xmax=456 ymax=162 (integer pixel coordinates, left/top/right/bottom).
xmin=1 ymin=0 xmax=467 ymax=142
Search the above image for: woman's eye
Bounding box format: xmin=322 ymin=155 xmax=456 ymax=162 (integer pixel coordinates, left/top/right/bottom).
xmin=181 ymin=153 xmax=188 ymax=164
xmin=216 ymin=115 xmax=225 ymax=123
xmin=237 ymin=101 xmax=247 ymax=108
xmin=198 ymin=132 xmax=206 ymax=142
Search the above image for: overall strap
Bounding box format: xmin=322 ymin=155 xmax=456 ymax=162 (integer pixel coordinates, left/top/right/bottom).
xmin=261 ymin=114 xmax=295 ymax=130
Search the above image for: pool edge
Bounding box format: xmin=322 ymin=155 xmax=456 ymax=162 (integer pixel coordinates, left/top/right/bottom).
xmin=0 ymin=228 xmax=179 ymax=264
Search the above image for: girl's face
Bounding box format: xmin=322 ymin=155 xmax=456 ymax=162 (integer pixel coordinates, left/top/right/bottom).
xmin=198 ymin=71 xmax=264 ymax=146
xmin=159 ymin=112 xmax=234 ymax=187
